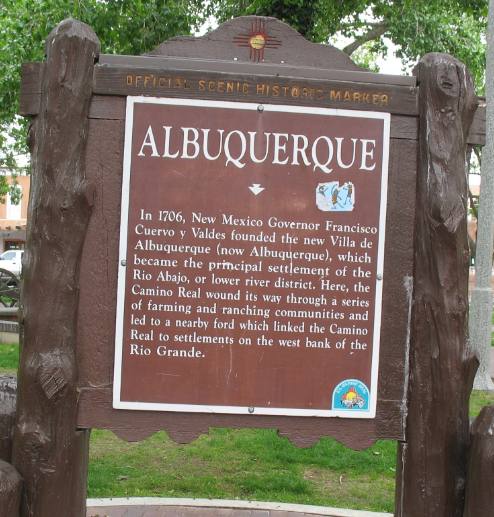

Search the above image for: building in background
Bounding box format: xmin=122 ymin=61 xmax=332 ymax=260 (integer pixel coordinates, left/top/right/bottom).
xmin=0 ymin=169 xmax=29 ymax=252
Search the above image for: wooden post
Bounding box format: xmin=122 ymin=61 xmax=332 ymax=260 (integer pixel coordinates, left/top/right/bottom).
xmin=0 ymin=376 xmax=21 ymax=517
xmin=0 ymin=375 xmax=17 ymax=462
xmin=395 ymin=53 xmax=478 ymax=516
xmin=11 ymin=19 xmax=99 ymax=517
xmin=0 ymin=460 xmax=22 ymax=517
xmin=463 ymin=405 xmax=494 ymax=516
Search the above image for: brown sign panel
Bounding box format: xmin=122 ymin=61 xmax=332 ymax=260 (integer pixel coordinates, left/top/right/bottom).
xmin=113 ymin=97 xmax=390 ymax=418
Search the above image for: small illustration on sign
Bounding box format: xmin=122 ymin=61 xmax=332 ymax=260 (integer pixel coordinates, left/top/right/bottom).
xmin=332 ymin=379 xmax=370 ymax=411
xmin=316 ymin=182 xmax=355 ymax=212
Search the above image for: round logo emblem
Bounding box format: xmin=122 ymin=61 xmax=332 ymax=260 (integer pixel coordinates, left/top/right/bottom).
xmin=332 ymin=379 xmax=370 ymax=411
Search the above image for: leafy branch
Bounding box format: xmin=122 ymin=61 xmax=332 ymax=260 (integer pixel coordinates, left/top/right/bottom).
xmin=343 ymin=22 xmax=388 ymax=55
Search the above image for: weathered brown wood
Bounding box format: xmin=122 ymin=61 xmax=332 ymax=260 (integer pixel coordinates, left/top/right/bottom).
xmin=0 ymin=375 xmax=17 ymax=462
xmin=99 ymin=53 xmax=416 ymax=86
xmin=463 ymin=405 xmax=494 ymax=517
xmin=17 ymin=56 xmax=483 ymax=144
xmin=390 ymin=116 xmax=417 ymax=140
xmin=77 ymin=388 xmax=403 ymax=448
xmin=17 ymin=46 xmax=484 ymax=145
xmin=12 ymin=19 xmax=99 ymax=517
xmin=75 ymin=112 xmax=415 ymax=446
xmin=0 ymin=460 xmax=22 ymax=517
xmin=88 ymin=94 xmax=420 ymax=140
xmin=149 ymin=15 xmax=361 ymax=71
xmin=395 ymin=53 xmax=478 ymax=517
xmin=30 ymin=85 xmax=483 ymax=145
xmin=19 ymin=63 xmax=43 ymax=117
xmin=468 ymin=102 xmax=486 ymax=145
xmin=89 ymin=95 xmax=125 ymax=120
xmin=92 ymin=66 xmax=418 ymax=115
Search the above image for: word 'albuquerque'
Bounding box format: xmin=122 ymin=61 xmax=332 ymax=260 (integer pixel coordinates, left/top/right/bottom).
xmin=137 ymin=125 xmax=377 ymax=174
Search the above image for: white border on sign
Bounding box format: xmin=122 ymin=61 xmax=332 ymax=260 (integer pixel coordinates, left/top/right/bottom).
xmin=112 ymin=97 xmax=391 ymax=419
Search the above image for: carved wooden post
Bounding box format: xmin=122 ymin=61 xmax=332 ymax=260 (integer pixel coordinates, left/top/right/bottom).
xmin=395 ymin=53 xmax=478 ymax=516
xmin=11 ymin=19 xmax=99 ymax=517
xmin=463 ymin=406 xmax=494 ymax=516
xmin=0 ymin=375 xmax=17 ymax=462
xmin=0 ymin=460 xmax=22 ymax=517
xmin=0 ymin=375 xmax=21 ymax=517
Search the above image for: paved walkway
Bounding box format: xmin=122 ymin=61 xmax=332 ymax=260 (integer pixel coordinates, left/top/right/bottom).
xmin=87 ymin=499 xmax=392 ymax=517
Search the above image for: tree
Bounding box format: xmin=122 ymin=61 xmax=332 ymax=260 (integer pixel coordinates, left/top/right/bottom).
xmin=0 ymin=1 xmax=488 ymax=199
xmin=205 ymin=0 xmax=487 ymax=89
xmin=0 ymin=0 xmax=203 ymax=172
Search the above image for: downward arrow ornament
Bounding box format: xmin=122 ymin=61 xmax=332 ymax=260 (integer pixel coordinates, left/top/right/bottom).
xmin=249 ymin=183 xmax=265 ymax=196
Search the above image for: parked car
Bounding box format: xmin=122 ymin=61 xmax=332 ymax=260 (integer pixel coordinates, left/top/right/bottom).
xmin=0 ymin=249 xmax=24 ymax=276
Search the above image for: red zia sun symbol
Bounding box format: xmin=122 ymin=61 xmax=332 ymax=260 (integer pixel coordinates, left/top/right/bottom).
xmin=233 ymin=19 xmax=282 ymax=62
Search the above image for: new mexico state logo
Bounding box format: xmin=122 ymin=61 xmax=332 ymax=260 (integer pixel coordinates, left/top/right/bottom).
xmin=332 ymin=379 xmax=370 ymax=411
xmin=233 ymin=19 xmax=282 ymax=62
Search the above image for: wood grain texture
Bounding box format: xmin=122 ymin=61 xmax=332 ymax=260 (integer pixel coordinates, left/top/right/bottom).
xmin=25 ymin=83 xmax=484 ymax=144
xmin=88 ymin=95 xmax=419 ymax=140
xmin=99 ymin=53 xmax=416 ymax=86
xmin=12 ymin=19 xmax=99 ymax=517
xmin=78 ymin=388 xmax=403 ymax=449
xmin=19 ymin=63 xmax=43 ymax=117
xmin=76 ymin=114 xmax=413 ymax=447
xmin=395 ymin=53 xmax=479 ymax=517
xmin=463 ymin=405 xmax=494 ymax=517
xmin=92 ymin=66 xmax=418 ymax=116
xmin=468 ymin=102 xmax=486 ymax=145
xmin=149 ymin=16 xmax=361 ymax=71
xmin=0 ymin=376 xmax=17 ymax=463
xmin=0 ymin=460 xmax=22 ymax=517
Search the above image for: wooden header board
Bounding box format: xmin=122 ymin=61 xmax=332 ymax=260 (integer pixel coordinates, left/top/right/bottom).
xmin=15 ymin=15 xmax=416 ymax=448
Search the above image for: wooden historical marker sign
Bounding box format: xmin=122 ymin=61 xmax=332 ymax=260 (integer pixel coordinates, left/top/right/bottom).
xmin=13 ymin=14 xmax=486 ymax=517
xmin=71 ymin=16 xmax=418 ymax=448
xmin=114 ymin=97 xmax=390 ymax=418
xmin=17 ymin=15 xmax=433 ymax=449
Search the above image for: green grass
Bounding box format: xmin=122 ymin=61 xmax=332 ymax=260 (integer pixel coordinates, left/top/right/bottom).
xmin=2 ymin=343 xmax=494 ymax=513
xmin=470 ymin=390 xmax=494 ymax=416
xmin=88 ymin=429 xmax=397 ymax=513
xmin=85 ymin=390 xmax=494 ymax=513
xmin=1 ymin=344 xmax=396 ymax=510
xmin=0 ymin=343 xmax=18 ymax=374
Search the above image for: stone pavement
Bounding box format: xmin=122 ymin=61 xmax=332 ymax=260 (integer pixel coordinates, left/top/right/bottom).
xmin=86 ymin=499 xmax=392 ymax=517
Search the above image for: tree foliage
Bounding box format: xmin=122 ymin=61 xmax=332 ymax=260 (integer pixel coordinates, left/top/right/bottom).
xmin=0 ymin=0 xmax=488 ymax=177
xmin=0 ymin=0 xmax=202 ymax=171
xmin=205 ymin=0 xmax=487 ymax=89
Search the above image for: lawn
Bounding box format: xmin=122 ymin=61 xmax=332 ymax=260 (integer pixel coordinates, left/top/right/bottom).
xmin=85 ymin=386 xmax=494 ymax=513
xmin=0 ymin=343 xmax=18 ymax=374
xmin=1 ymin=343 xmax=494 ymax=513
xmin=88 ymin=428 xmax=397 ymax=512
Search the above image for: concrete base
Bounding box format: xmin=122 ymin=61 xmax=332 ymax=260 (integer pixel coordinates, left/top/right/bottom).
xmin=0 ymin=320 xmax=18 ymax=345
xmin=86 ymin=498 xmax=392 ymax=517
xmin=0 ymin=332 xmax=18 ymax=345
